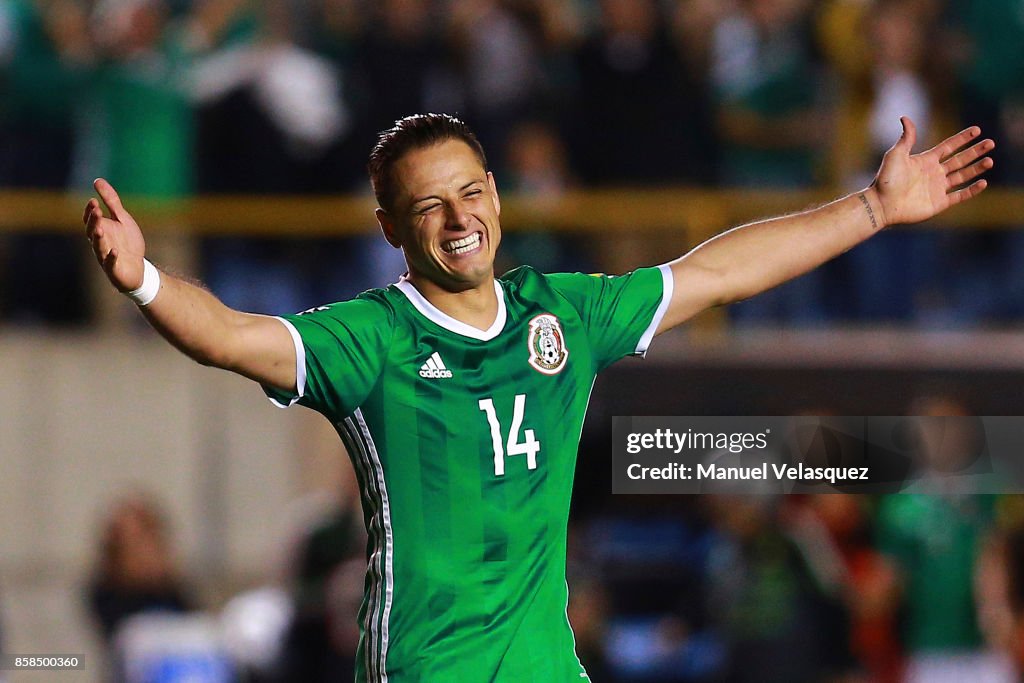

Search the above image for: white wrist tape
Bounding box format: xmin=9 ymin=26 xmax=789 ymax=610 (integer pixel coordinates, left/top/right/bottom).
xmin=126 ymin=259 xmax=161 ymax=306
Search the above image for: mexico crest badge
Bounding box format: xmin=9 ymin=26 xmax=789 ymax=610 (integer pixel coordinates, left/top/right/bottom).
xmin=527 ymin=314 xmax=569 ymax=375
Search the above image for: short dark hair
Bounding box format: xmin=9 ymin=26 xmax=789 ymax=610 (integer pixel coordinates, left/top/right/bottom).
xmin=367 ymin=113 xmax=488 ymax=212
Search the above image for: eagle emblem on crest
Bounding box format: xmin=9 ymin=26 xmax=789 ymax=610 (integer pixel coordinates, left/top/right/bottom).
xmin=527 ymin=314 xmax=569 ymax=375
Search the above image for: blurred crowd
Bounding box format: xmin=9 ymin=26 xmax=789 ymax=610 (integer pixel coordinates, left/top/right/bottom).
xmin=2 ymin=0 xmax=1024 ymax=324
xmin=563 ymin=489 xmax=1023 ymax=683
xmin=63 ymin=394 xmax=1024 ymax=682
xmin=80 ymin=488 xmax=367 ymax=682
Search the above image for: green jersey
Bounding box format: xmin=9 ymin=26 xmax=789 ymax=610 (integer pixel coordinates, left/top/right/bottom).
xmin=265 ymin=265 xmax=671 ymax=682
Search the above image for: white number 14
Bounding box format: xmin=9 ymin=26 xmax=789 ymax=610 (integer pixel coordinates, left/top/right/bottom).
xmin=478 ymin=394 xmax=541 ymax=476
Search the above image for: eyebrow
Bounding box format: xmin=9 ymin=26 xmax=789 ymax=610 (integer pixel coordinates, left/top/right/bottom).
xmin=411 ymin=180 xmax=483 ymax=207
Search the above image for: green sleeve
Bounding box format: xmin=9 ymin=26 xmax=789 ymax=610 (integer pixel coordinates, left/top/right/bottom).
xmin=262 ymin=294 xmax=395 ymax=417
xmin=546 ymin=265 xmax=673 ymax=372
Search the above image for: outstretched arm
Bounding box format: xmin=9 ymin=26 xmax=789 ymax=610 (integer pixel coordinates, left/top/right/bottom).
xmin=84 ymin=179 xmax=297 ymax=392
xmin=656 ymin=117 xmax=995 ymax=332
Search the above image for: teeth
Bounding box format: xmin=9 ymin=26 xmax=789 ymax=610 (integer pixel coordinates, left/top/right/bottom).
xmin=443 ymin=233 xmax=481 ymax=254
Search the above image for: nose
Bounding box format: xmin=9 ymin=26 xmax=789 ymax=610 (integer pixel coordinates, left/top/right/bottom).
xmin=445 ymin=200 xmax=473 ymax=232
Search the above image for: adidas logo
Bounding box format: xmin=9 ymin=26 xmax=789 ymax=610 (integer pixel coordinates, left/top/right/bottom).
xmin=419 ymin=352 xmax=453 ymax=379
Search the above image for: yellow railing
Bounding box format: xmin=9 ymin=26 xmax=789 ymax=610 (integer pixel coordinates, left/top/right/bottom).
xmin=4 ymin=188 xmax=1024 ymax=240
xmin=6 ymin=188 xmax=1022 ymax=330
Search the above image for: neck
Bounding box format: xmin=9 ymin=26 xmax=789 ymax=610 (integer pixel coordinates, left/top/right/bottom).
xmin=407 ymin=273 xmax=499 ymax=332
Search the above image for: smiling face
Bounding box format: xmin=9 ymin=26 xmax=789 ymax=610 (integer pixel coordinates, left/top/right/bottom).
xmin=378 ymin=139 xmax=501 ymax=293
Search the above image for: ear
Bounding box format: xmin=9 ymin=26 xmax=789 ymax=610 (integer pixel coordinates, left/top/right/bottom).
xmin=377 ymin=208 xmax=401 ymax=249
xmin=487 ymin=171 xmax=500 ymax=216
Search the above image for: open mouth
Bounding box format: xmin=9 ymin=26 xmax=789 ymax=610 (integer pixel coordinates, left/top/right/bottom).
xmin=441 ymin=232 xmax=482 ymax=255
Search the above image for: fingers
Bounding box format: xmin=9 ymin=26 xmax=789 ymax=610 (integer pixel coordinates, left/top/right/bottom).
xmin=84 ymin=188 xmax=125 ymax=262
xmin=895 ymin=116 xmax=917 ymax=152
xmin=93 ymin=178 xmax=126 ymax=220
xmin=88 ymin=224 xmax=109 ymax=264
xmin=102 ymin=247 xmax=119 ymax=278
xmin=86 ymin=213 xmax=118 ymax=261
xmin=943 ymin=138 xmax=996 ymax=173
xmin=946 ymin=179 xmax=989 ymax=207
xmin=946 ymin=156 xmax=994 ymax=189
xmin=85 ymin=205 xmax=109 ymax=240
xmin=93 ymin=235 xmax=121 ymax=279
xmin=85 ymin=205 xmax=100 ymax=238
xmin=83 ymin=198 xmax=98 ymax=226
xmin=931 ymin=125 xmax=982 ymax=161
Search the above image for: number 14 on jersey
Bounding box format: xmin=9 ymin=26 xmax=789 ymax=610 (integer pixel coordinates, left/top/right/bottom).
xmin=478 ymin=394 xmax=541 ymax=477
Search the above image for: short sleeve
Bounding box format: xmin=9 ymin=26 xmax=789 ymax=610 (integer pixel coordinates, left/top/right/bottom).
xmin=546 ymin=265 xmax=673 ymax=372
xmin=262 ymin=295 xmax=395 ymax=417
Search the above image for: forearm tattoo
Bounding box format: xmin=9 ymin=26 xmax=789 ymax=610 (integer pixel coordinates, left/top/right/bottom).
xmin=858 ymin=192 xmax=879 ymax=231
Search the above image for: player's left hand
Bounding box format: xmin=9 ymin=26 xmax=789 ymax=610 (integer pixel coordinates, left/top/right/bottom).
xmin=871 ymin=116 xmax=995 ymax=227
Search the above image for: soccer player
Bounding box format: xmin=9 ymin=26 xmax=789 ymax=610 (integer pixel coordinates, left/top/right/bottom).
xmin=84 ymin=113 xmax=993 ymax=681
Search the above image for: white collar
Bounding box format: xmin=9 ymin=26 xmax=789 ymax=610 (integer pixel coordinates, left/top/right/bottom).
xmin=395 ymin=276 xmax=507 ymax=341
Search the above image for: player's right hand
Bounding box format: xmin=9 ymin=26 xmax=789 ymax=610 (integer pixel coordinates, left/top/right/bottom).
xmin=84 ymin=178 xmax=146 ymax=292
